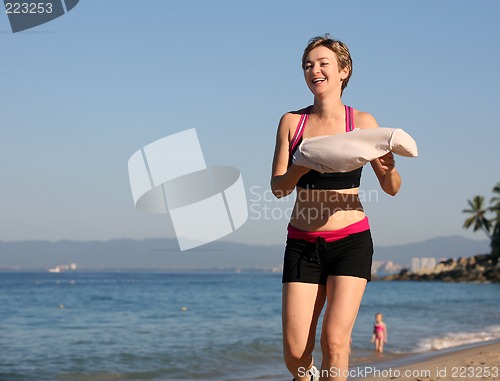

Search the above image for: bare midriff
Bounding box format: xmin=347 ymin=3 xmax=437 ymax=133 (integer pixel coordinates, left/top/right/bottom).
xmin=290 ymin=187 xmax=365 ymax=232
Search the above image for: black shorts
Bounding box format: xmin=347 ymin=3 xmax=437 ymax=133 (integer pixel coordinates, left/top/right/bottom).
xmin=282 ymin=230 xmax=374 ymax=284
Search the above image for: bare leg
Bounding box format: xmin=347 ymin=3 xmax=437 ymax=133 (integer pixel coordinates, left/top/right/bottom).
xmin=320 ymin=276 xmax=367 ymax=381
xmin=283 ymin=282 xmax=326 ymax=381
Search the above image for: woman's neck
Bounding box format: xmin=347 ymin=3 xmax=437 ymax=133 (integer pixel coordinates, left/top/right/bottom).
xmin=311 ymin=96 xmax=345 ymax=121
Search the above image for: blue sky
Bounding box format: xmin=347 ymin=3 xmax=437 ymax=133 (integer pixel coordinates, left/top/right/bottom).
xmin=1 ymin=0 xmax=499 ymax=247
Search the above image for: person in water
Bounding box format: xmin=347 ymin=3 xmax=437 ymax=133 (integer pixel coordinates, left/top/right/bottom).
xmin=371 ymin=313 xmax=388 ymax=353
xmin=271 ymin=34 xmax=401 ymax=381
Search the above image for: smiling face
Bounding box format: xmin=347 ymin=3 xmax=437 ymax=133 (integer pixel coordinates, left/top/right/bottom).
xmin=303 ymin=46 xmax=349 ymax=97
xmin=301 ymin=36 xmax=353 ymax=96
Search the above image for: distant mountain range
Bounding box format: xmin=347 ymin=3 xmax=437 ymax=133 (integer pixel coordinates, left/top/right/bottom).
xmin=0 ymin=235 xmax=490 ymax=271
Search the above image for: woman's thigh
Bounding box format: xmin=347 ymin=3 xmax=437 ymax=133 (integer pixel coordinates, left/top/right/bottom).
xmin=321 ymin=276 xmax=367 ymax=344
xmin=282 ymin=282 xmax=326 ymax=356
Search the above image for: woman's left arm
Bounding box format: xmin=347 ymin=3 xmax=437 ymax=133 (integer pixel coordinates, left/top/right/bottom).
xmin=355 ymin=111 xmax=401 ymax=196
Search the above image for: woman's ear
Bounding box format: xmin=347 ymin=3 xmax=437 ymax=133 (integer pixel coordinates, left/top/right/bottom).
xmin=340 ymin=66 xmax=349 ymax=80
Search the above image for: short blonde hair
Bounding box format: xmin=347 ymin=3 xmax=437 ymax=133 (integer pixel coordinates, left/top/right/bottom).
xmin=302 ymin=34 xmax=353 ymax=94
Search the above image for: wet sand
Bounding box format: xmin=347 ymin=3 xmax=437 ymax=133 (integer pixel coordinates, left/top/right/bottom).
xmin=352 ymin=339 xmax=500 ymax=381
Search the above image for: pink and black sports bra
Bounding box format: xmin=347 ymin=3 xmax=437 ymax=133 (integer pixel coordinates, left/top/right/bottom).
xmin=289 ymin=105 xmax=362 ymax=190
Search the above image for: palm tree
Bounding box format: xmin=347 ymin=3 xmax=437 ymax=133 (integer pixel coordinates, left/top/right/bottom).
xmin=490 ymin=183 xmax=500 ymax=215
xmin=490 ymin=183 xmax=500 ymax=259
xmin=463 ymin=183 xmax=500 ymax=261
xmin=463 ymin=195 xmax=492 ymax=238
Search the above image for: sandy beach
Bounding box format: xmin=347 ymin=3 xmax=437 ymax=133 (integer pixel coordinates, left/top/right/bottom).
xmin=349 ymin=339 xmax=500 ymax=381
xmin=246 ymin=340 xmax=500 ymax=381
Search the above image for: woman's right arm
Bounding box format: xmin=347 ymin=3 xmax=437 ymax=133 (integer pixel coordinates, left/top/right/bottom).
xmin=270 ymin=113 xmax=310 ymax=199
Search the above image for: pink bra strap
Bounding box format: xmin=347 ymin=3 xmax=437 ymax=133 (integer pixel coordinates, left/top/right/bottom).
xmin=345 ymin=105 xmax=350 ymax=132
xmin=349 ymin=105 xmax=355 ymax=130
xmin=289 ymin=109 xmax=310 ymax=154
xmin=345 ymin=105 xmax=355 ymax=132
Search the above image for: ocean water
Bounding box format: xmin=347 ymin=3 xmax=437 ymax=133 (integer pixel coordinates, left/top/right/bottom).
xmin=0 ymin=272 xmax=499 ymax=381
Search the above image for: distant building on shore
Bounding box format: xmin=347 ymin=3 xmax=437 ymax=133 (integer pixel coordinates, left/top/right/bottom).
xmin=372 ymin=260 xmax=403 ymax=277
xmin=411 ymin=257 xmax=436 ymax=273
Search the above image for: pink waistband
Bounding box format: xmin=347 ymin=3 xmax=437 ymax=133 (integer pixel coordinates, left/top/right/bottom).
xmin=287 ymin=217 xmax=370 ymax=243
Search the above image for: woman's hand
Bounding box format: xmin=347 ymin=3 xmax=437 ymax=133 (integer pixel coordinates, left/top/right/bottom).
xmin=357 ymin=111 xmax=401 ymax=196
xmin=371 ymin=151 xmax=401 ymax=196
xmin=378 ymin=152 xmax=395 ymax=173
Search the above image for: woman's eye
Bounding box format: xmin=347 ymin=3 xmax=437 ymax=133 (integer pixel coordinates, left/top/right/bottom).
xmin=320 ymin=62 xmax=329 ymax=66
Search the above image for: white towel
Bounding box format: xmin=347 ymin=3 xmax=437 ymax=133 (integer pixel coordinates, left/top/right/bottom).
xmin=292 ymin=128 xmax=418 ymax=173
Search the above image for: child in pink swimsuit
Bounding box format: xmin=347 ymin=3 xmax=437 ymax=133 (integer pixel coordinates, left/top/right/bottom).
xmin=371 ymin=313 xmax=387 ymax=353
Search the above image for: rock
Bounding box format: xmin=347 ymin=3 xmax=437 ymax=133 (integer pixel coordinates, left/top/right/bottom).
xmin=476 ymin=254 xmax=491 ymax=262
xmin=383 ymin=252 xmax=499 ymax=283
xmin=441 ymin=258 xmax=455 ymax=266
xmin=458 ymin=257 xmax=468 ymax=266
xmin=475 ymin=265 xmax=485 ymax=272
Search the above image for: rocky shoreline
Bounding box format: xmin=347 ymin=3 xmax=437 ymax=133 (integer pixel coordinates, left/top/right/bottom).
xmin=381 ymin=254 xmax=500 ymax=282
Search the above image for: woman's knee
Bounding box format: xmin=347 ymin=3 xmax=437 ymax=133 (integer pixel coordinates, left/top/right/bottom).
xmin=283 ymin=343 xmax=314 ymax=368
xmin=321 ymin=331 xmax=350 ymax=358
